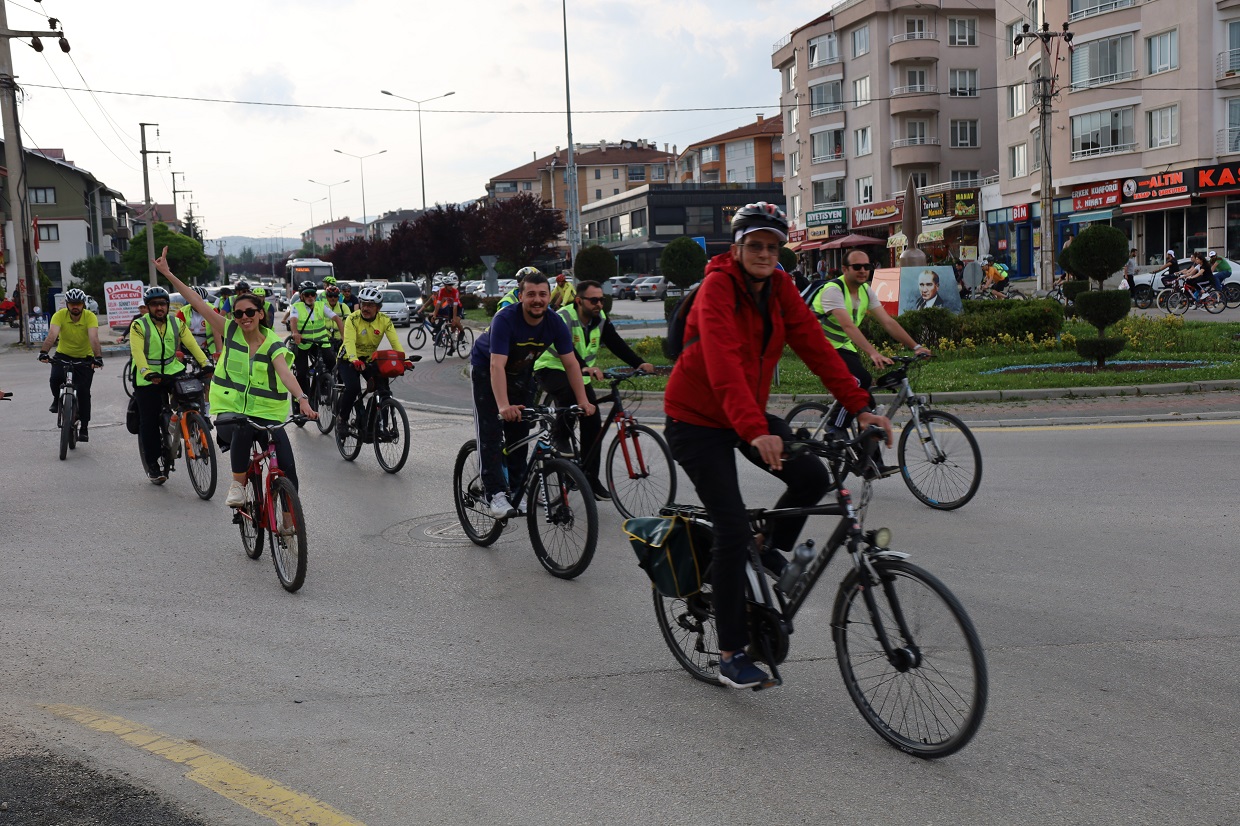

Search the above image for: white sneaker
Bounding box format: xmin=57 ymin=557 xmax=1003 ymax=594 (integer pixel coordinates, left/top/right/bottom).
xmin=225 ymin=481 xmax=246 ymax=508
xmin=517 ymin=496 xmax=528 ymax=516
xmin=487 ymin=492 xmax=516 ymax=518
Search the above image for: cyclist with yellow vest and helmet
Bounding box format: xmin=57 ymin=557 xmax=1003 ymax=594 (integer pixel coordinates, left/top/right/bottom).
xmin=250 ymin=286 xmax=275 ymax=329
xmin=282 ymin=280 xmax=345 ymax=395
xmin=533 ymin=279 xmax=652 ymax=499
xmin=497 ymin=266 xmax=541 ymax=311
xmin=177 ymin=285 xmax=219 ymax=355
xmin=812 ymin=248 xmax=929 ymax=469
xmin=153 ymin=247 xmax=315 ymax=507
xmin=336 ymin=286 xmax=407 ymax=437
xmin=38 ymin=288 xmax=104 ymax=442
xmin=130 ymin=284 xmax=213 ymax=483
xmin=548 ymin=272 xmax=576 ymax=310
xmin=321 ymin=283 xmax=350 ymax=350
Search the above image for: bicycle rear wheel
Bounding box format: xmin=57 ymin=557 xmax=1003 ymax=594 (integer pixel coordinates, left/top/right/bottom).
xmin=407 ymin=325 xmax=427 ymax=350
xmin=433 ymin=332 xmax=448 ymax=363
xmin=606 ymin=423 xmax=676 ymax=518
xmin=373 ymin=397 xmax=410 ymax=473
xmin=452 ymin=439 xmax=503 ymax=546
xmin=1166 ymin=290 xmax=1189 ymax=315
xmin=1205 ymin=290 xmax=1227 ymax=314
xmin=240 ymin=476 xmax=264 ymax=559
xmin=184 ymin=411 xmax=218 ymax=500
xmin=456 ymin=327 xmax=474 ymax=360
xmin=269 ymin=476 xmax=307 ymax=592
xmin=898 ymin=410 xmax=981 ymax=510
xmin=1006 ymin=289 xmax=1026 ymax=300
xmin=335 ymin=404 xmax=363 ymax=461
xmin=653 ymin=586 xmax=722 ymax=686
xmin=314 ymin=376 xmax=336 ymax=434
xmin=833 ymin=558 xmax=987 ymax=758
xmin=1224 ymin=282 xmax=1240 ymax=309
xmin=784 ymin=400 xmax=834 ymax=440
xmin=122 ymin=358 xmax=135 ymax=398
xmin=528 ymin=458 xmax=597 ymax=579
xmin=58 ymin=393 xmax=75 ymax=461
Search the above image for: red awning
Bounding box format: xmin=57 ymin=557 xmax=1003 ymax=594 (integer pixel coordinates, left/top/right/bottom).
xmin=798 ymin=241 xmax=824 ymax=251
xmin=1121 ymin=196 xmax=1192 ymax=215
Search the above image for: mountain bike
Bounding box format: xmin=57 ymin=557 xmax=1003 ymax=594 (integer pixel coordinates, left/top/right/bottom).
xmin=432 ymin=318 xmax=474 ymax=363
xmin=225 ymin=415 xmax=307 ymax=592
xmin=48 ymin=354 xmax=88 ymax=461
xmin=650 ymin=426 xmax=987 ymax=758
xmin=534 ymin=366 xmax=676 ymax=518
xmin=1166 ymin=283 xmax=1227 ymax=315
xmin=334 ymin=355 xmax=418 ymax=473
xmin=785 ymin=355 xmax=981 ymax=510
xmin=291 ymin=344 xmax=337 ymax=434
xmin=453 ymin=405 xmax=599 ymax=579
xmin=406 ymin=313 xmax=439 ymax=350
xmin=138 ymin=363 xmax=218 ymax=500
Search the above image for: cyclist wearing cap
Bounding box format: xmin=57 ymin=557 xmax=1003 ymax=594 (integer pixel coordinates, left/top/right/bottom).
xmin=549 ymin=272 xmax=576 ymax=310
xmin=979 ymin=256 xmax=1011 ymax=299
xmin=336 ymin=286 xmax=407 ymax=436
xmin=1209 ymin=251 xmax=1231 ymax=290
xmin=38 ymin=288 xmax=104 ymax=442
xmin=338 ymin=282 xmax=357 ymax=313
xmin=497 ymin=266 xmax=541 ymax=311
xmin=129 ymin=283 xmax=213 ymax=483
xmin=282 ymin=281 xmax=345 ymax=399
xmin=154 ymin=247 xmax=315 ymax=507
xmin=664 ymin=201 xmax=892 ymax=690
xmin=470 ymin=269 xmax=595 ymax=518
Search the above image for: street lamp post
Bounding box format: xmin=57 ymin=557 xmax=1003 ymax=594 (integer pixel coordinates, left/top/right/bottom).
xmin=380 ymin=89 xmax=455 ymax=209
xmin=294 ymin=197 xmax=326 ymax=254
xmin=308 ymin=178 xmax=348 ymax=224
xmin=334 ymin=149 xmax=387 ymax=238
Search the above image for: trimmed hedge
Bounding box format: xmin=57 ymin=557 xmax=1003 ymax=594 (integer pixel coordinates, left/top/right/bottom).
xmin=1075 ymin=337 xmax=1126 ymax=368
xmin=1074 ymin=289 xmax=1130 ymax=335
xmin=864 ymin=299 xmax=1064 ymax=347
xmin=483 ymin=297 xmax=501 ymax=317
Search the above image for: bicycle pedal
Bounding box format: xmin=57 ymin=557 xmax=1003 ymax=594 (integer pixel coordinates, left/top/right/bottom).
xmin=751 ymin=677 xmax=782 ymax=692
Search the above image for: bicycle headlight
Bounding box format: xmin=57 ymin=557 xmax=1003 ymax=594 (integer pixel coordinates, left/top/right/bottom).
xmin=873 ymin=527 xmax=892 ymax=548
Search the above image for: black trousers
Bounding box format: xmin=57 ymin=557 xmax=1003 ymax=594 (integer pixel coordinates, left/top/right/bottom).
xmin=665 ymin=414 xmax=832 ymax=652
xmin=336 ymin=361 xmax=390 ymax=426
xmin=50 ymin=357 xmax=96 ymax=423
xmin=534 ymin=369 xmax=602 ymax=479
xmin=471 ymin=364 xmax=535 ymax=498
xmin=827 ymin=348 xmax=873 ymax=430
xmin=293 ymin=342 xmax=336 ymax=394
xmin=216 ymin=416 xmax=299 ymax=491
xmin=134 ymin=383 xmax=169 ymax=471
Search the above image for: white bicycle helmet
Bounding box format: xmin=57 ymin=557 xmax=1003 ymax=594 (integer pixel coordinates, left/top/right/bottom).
xmin=191 ymin=286 xmax=209 ymax=299
xmin=444 ymin=274 xmax=458 ymax=286
xmin=357 ymin=286 xmax=383 ymax=304
xmin=64 ymin=288 xmax=88 ymax=303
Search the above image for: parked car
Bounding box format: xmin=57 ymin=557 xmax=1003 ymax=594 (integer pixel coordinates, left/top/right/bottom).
xmin=379 ymin=289 xmax=412 ymax=327
xmin=387 ymin=281 xmax=424 ymax=313
xmin=605 ymin=275 xmax=637 ymax=298
xmin=1131 ymin=257 xmax=1240 ymax=304
xmin=636 ymin=276 xmax=671 ymax=301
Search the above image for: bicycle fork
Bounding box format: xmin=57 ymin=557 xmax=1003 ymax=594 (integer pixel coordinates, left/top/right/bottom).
xmin=853 ymin=549 xmax=922 ymax=672
xmin=906 ymin=405 xmax=946 ymax=464
xmin=614 ymin=416 xmax=651 ymax=479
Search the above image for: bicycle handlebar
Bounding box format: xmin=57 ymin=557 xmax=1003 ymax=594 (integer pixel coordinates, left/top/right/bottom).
xmin=786 ymin=423 xmax=887 ymax=458
xmin=217 ymin=413 xmax=301 ymax=432
xmin=601 ymin=365 xmax=665 ymax=381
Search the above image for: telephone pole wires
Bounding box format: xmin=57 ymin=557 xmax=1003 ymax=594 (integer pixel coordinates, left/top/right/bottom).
xmin=139 ymin=123 xmax=170 ymax=286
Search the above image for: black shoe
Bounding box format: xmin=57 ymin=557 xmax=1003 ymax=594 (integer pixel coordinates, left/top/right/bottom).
xmin=148 ymin=469 xmax=167 ymax=484
xmin=49 ymin=400 xmax=58 ymax=413
xmin=589 ymin=477 xmax=612 ymax=501
xmin=77 ymin=424 xmax=89 ymax=442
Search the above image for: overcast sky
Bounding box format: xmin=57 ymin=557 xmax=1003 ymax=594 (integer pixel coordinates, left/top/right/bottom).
xmin=9 ymin=0 xmax=829 ymax=246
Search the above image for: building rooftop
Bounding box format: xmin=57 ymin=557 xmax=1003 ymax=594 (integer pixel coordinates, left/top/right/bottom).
xmin=682 ymin=114 xmax=783 ymax=153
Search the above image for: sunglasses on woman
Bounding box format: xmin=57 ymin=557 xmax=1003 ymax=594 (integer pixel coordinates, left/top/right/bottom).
xmin=232 ymin=308 xmax=261 ymax=319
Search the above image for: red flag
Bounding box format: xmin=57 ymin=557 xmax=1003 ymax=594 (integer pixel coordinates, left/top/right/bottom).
xmin=31 ymin=215 xmax=39 ymax=254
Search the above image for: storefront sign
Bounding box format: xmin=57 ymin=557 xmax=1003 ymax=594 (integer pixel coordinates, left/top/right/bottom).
xmin=997 ymin=239 xmax=1008 ymax=250
xmin=787 ymin=228 xmax=807 ymax=244
xmin=104 ymin=280 xmax=144 ymax=330
xmin=1193 ymin=163 xmax=1240 ymax=196
xmin=1122 ymin=171 xmax=1189 ymax=203
xmin=1072 ymin=180 xmax=1121 ymax=211
xmin=921 ymin=193 xmax=946 ymax=221
xmin=851 ymin=199 xmax=902 ymax=229
xmin=805 ymin=207 xmax=846 ymax=228
xmin=1012 ymin=203 xmax=1029 ymax=222
xmin=953 ymin=190 xmax=978 ymax=218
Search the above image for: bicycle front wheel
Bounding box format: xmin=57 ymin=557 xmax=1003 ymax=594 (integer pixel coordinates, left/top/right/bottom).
xmin=606 ymin=423 xmax=676 ymax=518
xmin=269 ymin=476 xmax=307 ymax=592
xmin=184 ymin=411 xmax=218 ymax=500
xmin=456 ymin=327 xmax=474 ymax=360
xmin=407 ymin=325 xmax=427 ymax=350
xmin=653 ymin=586 xmax=722 ymax=686
xmin=1131 ymin=285 xmax=1154 ymax=310
xmin=58 ymin=393 xmax=75 ymax=461
xmin=1205 ymin=290 xmax=1227 ymax=314
xmin=433 ymin=333 xmax=448 ymax=363
xmin=1224 ymin=282 xmax=1240 ymax=309
xmin=784 ymin=400 xmax=834 ymax=439
xmin=373 ymin=397 xmax=411 ymax=473
xmin=314 ymin=377 xmax=336 ymax=434
xmin=240 ymin=476 xmax=264 ymax=559
xmin=833 ymin=559 xmax=987 ymax=758
xmin=122 ymin=358 xmax=135 ymax=398
xmin=1166 ymin=290 xmax=1189 ymax=315
xmin=1006 ymin=289 xmax=1026 ymax=300
xmin=452 ymin=439 xmax=503 ymax=546
xmin=528 ymin=457 xmax=598 ymax=579
xmin=898 ymin=410 xmax=982 ymax=510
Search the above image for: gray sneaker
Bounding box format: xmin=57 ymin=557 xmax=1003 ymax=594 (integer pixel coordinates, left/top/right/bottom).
xmin=225 ymin=481 xmax=246 ymax=507
xmin=487 ymin=492 xmax=517 ymax=518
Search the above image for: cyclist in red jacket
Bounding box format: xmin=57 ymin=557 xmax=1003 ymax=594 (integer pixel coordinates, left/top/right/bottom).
xmin=664 ymin=202 xmax=892 ymax=690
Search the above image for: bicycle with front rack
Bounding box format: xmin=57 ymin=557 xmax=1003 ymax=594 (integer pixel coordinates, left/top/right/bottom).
xmin=650 ymin=425 xmax=987 ymax=758
xmin=334 ymin=353 xmax=418 ymax=473
xmin=223 ymin=415 xmax=307 ymax=592
xmin=138 ymin=362 xmax=219 ymax=499
xmin=534 ymin=366 xmax=677 ymax=519
xmin=453 ymin=405 xmax=599 ymax=579
xmin=785 ymin=354 xmax=981 ymax=510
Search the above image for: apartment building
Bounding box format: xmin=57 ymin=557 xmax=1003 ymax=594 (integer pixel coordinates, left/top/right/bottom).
xmin=302 ymin=218 xmax=365 ymax=252
xmin=677 ymin=114 xmax=785 ymax=184
xmin=772 ymin=1 xmax=998 ymax=260
xmin=486 ymin=140 xmax=676 ymax=209
xmin=994 ymin=0 xmax=1240 ymax=278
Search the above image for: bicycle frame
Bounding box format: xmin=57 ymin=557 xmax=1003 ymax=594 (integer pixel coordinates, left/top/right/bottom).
xmin=573 ymin=372 xmax=654 ymax=481
xmin=500 ymin=407 xmax=578 ymax=518
xmin=240 ymin=425 xmax=289 ymax=535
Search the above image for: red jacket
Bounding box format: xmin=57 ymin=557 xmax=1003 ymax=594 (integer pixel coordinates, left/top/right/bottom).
xmin=664 ymin=253 xmax=871 ymax=444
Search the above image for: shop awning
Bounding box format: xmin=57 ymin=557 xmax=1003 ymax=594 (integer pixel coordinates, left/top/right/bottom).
xmin=1121 ymin=196 xmax=1191 ymax=216
xmin=784 ymin=241 xmax=803 ymax=252
xmin=798 ymin=240 xmax=824 ymax=251
xmin=1067 ymin=208 xmax=1117 ymax=224
xmin=916 ymin=219 xmax=964 ymax=244
xmin=887 ymin=232 xmax=907 ymax=249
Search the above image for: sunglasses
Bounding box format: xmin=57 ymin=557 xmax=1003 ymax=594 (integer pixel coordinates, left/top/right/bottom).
xmin=580 ymin=296 xmax=604 ymax=305
xmin=741 ymin=243 xmax=781 ymax=255
xmin=232 ymin=308 xmax=261 ymax=318
xmin=147 ymin=300 xmax=169 ymax=307
xmin=847 ymin=263 xmax=875 ymax=272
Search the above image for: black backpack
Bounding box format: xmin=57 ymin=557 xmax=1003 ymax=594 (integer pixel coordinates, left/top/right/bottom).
xmin=663 ymin=282 xmax=705 ymax=360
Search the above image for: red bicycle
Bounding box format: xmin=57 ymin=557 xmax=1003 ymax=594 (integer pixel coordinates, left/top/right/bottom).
xmin=224 ymin=415 xmax=308 ymax=592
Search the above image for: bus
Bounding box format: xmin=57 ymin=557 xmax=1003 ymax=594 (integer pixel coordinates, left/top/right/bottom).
xmin=285 ymin=258 xmax=335 ymax=287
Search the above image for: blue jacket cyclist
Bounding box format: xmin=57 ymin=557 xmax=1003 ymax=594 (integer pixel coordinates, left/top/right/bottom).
xmin=154 ymin=247 xmax=316 ymax=509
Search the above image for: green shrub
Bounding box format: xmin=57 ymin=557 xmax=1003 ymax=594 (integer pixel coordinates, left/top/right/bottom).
xmin=482 ymin=297 xmax=501 ymax=317
xmin=866 ymin=300 xmax=1064 ymax=348
xmin=664 ymin=295 xmax=679 ymax=320
xmin=602 ymin=295 xmax=614 ymax=316
xmin=575 ymin=245 xmax=617 ymax=282
xmin=876 ymin=307 xmax=961 ymax=346
xmin=660 ymin=237 xmax=708 ymax=290
xmin=1075 ymin=337 xmax=1126 ymax=368
xmin=1074 ymin=290 xmax=1130 ymax=336
xmin=460 ymin=293 xmax=481 ymax=310
xmin=779 ymin=246 xmax=797 ymax=273
xmin=1069 ymin=225 xmax=1129 ymax=286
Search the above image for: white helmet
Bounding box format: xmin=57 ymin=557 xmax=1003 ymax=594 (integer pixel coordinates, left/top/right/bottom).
xmin=444 ymin=274 xmax=458 ymax=286
xmin=357 ymin=286 xmax=383 ymax=304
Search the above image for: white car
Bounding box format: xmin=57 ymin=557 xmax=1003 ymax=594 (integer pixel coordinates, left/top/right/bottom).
xmin=379 ymin=290 xmax=412 ymax=327
xmin=1131 ymin=257 xmax=1240 ymax=304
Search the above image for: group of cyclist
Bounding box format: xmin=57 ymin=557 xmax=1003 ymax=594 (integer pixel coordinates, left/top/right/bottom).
xmin=1162 ymin=249 xmax=1231 ymax=301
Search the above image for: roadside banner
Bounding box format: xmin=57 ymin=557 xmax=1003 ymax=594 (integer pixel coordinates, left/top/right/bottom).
xmin=104 ymin=280 xmax=144 ymax=330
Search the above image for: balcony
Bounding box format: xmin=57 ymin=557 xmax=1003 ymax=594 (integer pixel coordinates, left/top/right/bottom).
xmin=891 ymin=0 xmax=937 ymax=8
xmin=101 ymin=216 xmax=117 ymax=234
xmin=1217 ymin=128 xmax=1240 ymax=155
xmin=1217 ymin=50 xmax=1240 ymax=87
xmin=811 ymin=150 xmax=845 ymax=164
xmin=810 ymin=102 xmax=843 ymax=117
xmin=1070 ymin=141 xmax=1136 ymax=161
xmin=1067 ymin=0 xmax=1134 ymax=22
xmin=1069 ymin=69 xmax=1136 ymax=93
xmin=889 ymin=31 xmax=939 ymax=63
xmin=890 ymin=85 xmax=940 ymax=115
xmin=890 ymin=137 xmax=942 ymax=166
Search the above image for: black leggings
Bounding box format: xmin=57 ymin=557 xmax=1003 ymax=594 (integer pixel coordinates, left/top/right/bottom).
xmin=216 ymin=416 xmax=299 ymax=491
xmin=828 ymin=348 xmax=873 ymax=431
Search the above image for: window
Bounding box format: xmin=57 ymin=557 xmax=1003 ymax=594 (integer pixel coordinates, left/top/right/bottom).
xmin=905 ymin=17 xmax=927 ymax=37
xmin=950 ymin=120 xmax=979 ymax=148
xmin=1006 ymin=21 xmax=1027 ymax=57
xmin=1071 ymin=106 xmax=1136 ymax=158
xmin=30 ymin=187 xmax=55 ymax=204
xmin=494 ymin=181 xmax=517 ymax=193
xmin=854 ymin=126 xmax=872 ymax=157
xmin=791 ymin=193 xmax=801 ymax=219
xmin=1069 ymin=0 xmax=1135 ymax=22
xmin=951 ymin=170 xmax=979 ymax=186
xmin=852 ymin=25 xmax=870 ymax=57
xmin=789 ymin=104 xmax=800 ymax=132
xmin=1070 ymin=34 xmax=1134 ymax=90
xmin=906 ymin=120 xmax=928 ymax=143
xmin=1146 ymin=30 xmax=1178 ymax=75
xmin=1009 ymin=143 xmax=1028 ymax=177
xmin=949 ymin=18 xmax=977 ymax=46
xmin=726 ymin=139 xmax=755 ymax=160
xmin=905 ymin=68 xmax=927 ymax=91
xmin=1147 ymin=104 xmax=1179 ymax=149
xmin=786 ymin=61 xmax=797 ymax=91
xmin=1031 ymin=126 xmax=1043 ymax=169
xmin=612 ymin=168 xmax=620 ymax=179
xmin=700 ymin=145 xmax=719 ymax=163
xmin=37 ymin=223 xmax=59 ymax=242
xmin=614 ymin=189 xmax=620 ymax=195
xmin=789 ymin=151 xmax=800 ymax=177
xmin=1008 ymin=83 xmax=1027 ymax=117
xmin=685 ymin=206 xmax=713 ymax=235
xmin=807 ymin=34 xmax=839 ymax=67
xmin=856 ymin=176 xmax=873 ymax=204
xmin=909 ymin=171 xmax=929 ymax=189
xmin=594 ymin=168 xmax=601 ymax=179
xmin=772 ymin=138 xmax=782 ymax=154
xmin=522 ymin=181 xmax=532 ymax=191
xmin=628 ymin=165 xmax=645 ymax=181
xmin=950 ymin=69 xmax=978 ymax=97
xmin=809 ymin=80 xmax=843 ymax=116
xmin=652 ymin=165 xmax=666 ymax=181
xmin=853 ymin=76 xmax=870 ymax=107
xmin=812 ymin=178 xmax=845 ymax=207
xmin=595 ymin=189 xmax=602 ymax=200
xmin=811 ymin=130 xmax=844 ymax=162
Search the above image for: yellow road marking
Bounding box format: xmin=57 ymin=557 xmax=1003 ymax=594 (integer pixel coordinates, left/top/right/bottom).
xmin=972 ymin=418 xmax=1240 ymax=433
xmin=43 ymin=704 xmax=366 ymax=826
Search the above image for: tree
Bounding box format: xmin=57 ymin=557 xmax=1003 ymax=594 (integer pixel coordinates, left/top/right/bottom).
xmin=573 ymin=244 xmax=616 ymax=282
xmin=324 ymin=237 xmax=373 ymax=280
xmin=69 ymin=255 xmax=115 ymax=304
xmin=1068 ymin=225 xmax=1132 ymax=368
xmin=660 ymin=237 xmax=708 ymax=290
xmin=475 ymin=193 xmax=567 ymax=267
xmin=122 ymin=223 xmax=212 ymax=285
xmin=1067 ymin=225 xmax=1128 ymax=287
xmin=778 ymin=245 xmax=797 ymax=273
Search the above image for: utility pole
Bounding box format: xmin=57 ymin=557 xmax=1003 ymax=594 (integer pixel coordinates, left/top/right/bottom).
xmin=139 ymin=123 xmax=170 ymax=286
xmin=171 ymin=171 xmax=188 ymax=221
xmin=561 ymin=0 xmax=580 ymax=269
xmin=1015 ymin=21 xmax=1073 ymax=292
xmin=0 ymin=6 xmax=69 ymax=343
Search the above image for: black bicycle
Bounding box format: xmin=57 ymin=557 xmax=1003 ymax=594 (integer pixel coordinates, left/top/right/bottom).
xmin=138 ymin=363 xmax=219 ymax=499
xmin=121 ymin=355 xmax=136 ymax=398
xmin=48 ymin=354 xmax=88 ymax=460
xmin=432 ymin=318 xmax=473 ymax=364
xmin=292 ymin=344 xmax=337 ymax=435
xmin=334 ymin=359 xmax=418 ymax=473
xmin=651 ymin=426 xmax=987 ymax=758
xmin=453 ymin=406 xmax=599 ymax=579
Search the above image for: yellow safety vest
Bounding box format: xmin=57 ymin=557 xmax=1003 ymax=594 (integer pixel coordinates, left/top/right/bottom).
xmin=534 ymin=304 xmax=603 ymax=385
xmin=813 ymin=277 xmax=868 ymax=353
xmin=209 ymin=321 xmax=292 ymax=421
xmin=134 ymin=315 xmax=187 ymax=387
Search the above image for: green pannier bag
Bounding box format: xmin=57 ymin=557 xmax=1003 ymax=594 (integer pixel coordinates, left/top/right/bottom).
xmin=622 ymin=515 xmax=712 ymax=597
